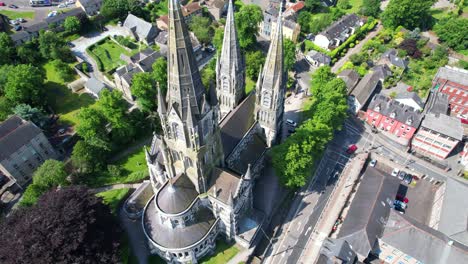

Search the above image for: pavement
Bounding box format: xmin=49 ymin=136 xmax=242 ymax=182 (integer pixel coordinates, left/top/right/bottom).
xmin=119 ymin=206 xmax=151 ymax=264
xmin=0 ymin=0 xmax=72 ymax=28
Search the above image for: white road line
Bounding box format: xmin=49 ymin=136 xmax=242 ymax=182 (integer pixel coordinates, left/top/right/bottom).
xmin=297 ymin=221 xmax=302 ymax=231
xmin=305 ymin=226 xmax=312 ymax=235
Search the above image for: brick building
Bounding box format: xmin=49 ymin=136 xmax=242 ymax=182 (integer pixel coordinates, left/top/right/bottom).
xmin=365 ymin=94 xmax=422 ymax=146
xmin=0 ymin=116 xmax=58 ymax=187
xmin=433 ymin=66 xmax=468 ymax=119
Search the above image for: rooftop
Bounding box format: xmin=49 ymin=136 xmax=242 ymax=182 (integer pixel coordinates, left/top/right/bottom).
xmin=425 ymin=91 xmax=449 ymax=115
xmin=338 ymin=69 xmax=360 ymax=92
xmin=208 ymin=167 xmax=240 ymax=204
xmin=123 ymin=13 xmax=155 ymax=39
xmin=421 ymin=113 xmax=463 ymax=141
xmin=155 ymin=174 xmax=199 ymax=214
xmin=350 ymin=71 xmax=381 ymax=105
xmin=369 ymin=94 xmax=423 ymax=128
xmin=0 ymin=116 xmax=43 ymax=161
xmin=434 ymin=66 xmax=468 ymax=87
xmin=395 ymin=92 xmax=424 ymax=110
xmin=319 ymin=14 xmax=361 ymax=40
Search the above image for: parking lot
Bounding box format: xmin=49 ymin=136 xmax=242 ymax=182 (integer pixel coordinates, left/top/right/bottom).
xmin=0 ymin=0 xmax=69 ymax=28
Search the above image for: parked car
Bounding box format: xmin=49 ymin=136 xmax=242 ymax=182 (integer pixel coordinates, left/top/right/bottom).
xmin=394 ymin=200 xmax=407 ymax=210
xmin=47 ymin=11 xmax=57 ymax=17
xmin=0 ymin=2 xmax=5 ymax=6
xmin=369 ymin=159 xmax=377 ymax=167
xmin=10 ymin=19 xmax=19 ymax=25
xmin=391 ymin=168 xmax=400 ymax=177
xmin=58 ymin=128 xmax=66 ymax=135
xmin=346 ymin=144 xmax=358 ymax=154
xmin=396 ymin=194 xmax=409 ymax=203
xmin=58 ymin=3 xmax=67 ymax=8
xmin=286 ymin=119 xmax=297 ymax=127
xmin=67 ymin=42 xmax=75 ymax=47
xmin=398 ymin=171 xmax=406 ymax=180
xmin=14 ymin=25 xmax=22 ymax=31
xmin=8 ymin=4 xmax=18 ymax=8
xmin=403 ymin=174 xmax=413 ymax=184
xmin=17 ymin=18 xmax=26 ymax=23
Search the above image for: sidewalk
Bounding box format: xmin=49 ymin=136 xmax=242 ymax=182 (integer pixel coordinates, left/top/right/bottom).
xmin=299 ymin=153 xmax=368 ymax=263
xmin=90 ymin=183 xmax=141 ymax=193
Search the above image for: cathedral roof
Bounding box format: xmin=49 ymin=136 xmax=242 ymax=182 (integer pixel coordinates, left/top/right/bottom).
xmin=155 ymin=173 xmax=199 ymax=214
xmin=220 ymin=93 xmax=257 ymax=157
xmin=229 ymin=134 xmax=267 ymax=175
xmin=208 ymin=167 xmax=240 ymax=204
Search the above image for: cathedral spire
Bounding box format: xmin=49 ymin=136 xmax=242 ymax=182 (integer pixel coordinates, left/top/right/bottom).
xmin=262 ymin=2 xmax=284 ymax=91
xmin=167 ymin=0 xmax=206 ymax=120
xmin=216 ymin=0 xmax=245 ymax=119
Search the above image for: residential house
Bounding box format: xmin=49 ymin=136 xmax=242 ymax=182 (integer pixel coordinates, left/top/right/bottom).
xmin=305 ymin=50 xmax=331 ymax=67
xmin=411 ymin=113 xmax=463 ymax=160
xmin=0 ymin=116 xmax=58 ymax=187
xmin=259 ymin=5 xmax=301 ymax=42
xmin=338 ymin=69 xmax=360 ymax=93
xmin=365 ymin=94 xmax=423 ymax=146
xmin=156 ymin=2 xmax=202 ymax=30
xmin=75 ymin=0 xmax=102 ymax=16
xmin=336 ymin=167 xmax=400 ymax=261
xmin=114 ymin=48 xmax=163 ymax=101
xmin=283 ymin=1 xmax=305 ymax=19
xmin=433 ymin=66 xmax=468 ymax=119
xmin=348 ymin=71 xmax=381 ymax=114
xmin=314 ymin=14 xmax=363 ymax=50
xmin=381 ymin=48 xmax=409 ymax=70
xmin=317 ymin=238 xmax=357 ymax=264
xmin=373 ymin=210 xmax=468 ymax=264
xmin=203 ymin=0 xmax=227 ymax=21
xmin=123 ymin=14 xmax=159 ymax=45
xmin=394 ymin=92 xmax=424 ymax=112
xmin=371 ymin=64 xmax=392 ymax=81
xmin=154 ymin=30 xmax=202 ymax=61
xmin=84 ymin=77 xmax=107 ymax=98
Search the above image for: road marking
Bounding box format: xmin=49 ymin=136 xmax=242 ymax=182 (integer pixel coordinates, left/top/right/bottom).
xmin=305 ymin=226 xmax=312 ymax=235
xmin=297 ymin=221 xmax=302 ymax=231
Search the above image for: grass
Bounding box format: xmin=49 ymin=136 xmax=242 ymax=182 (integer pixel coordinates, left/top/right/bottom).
xmin=43 ymin=61 xmax=96 ymax=126
xmin=0 ymin=10 xmax=35 ymax=20
xmin=85 ymin=147 xmax=149 ymax=187
xmin=245 ymin=77 xmax=255 ymax=95
xmin=89 ymin=38 xmax=132 ymax=72
xmin=97 ymin=188 xmax=131 ymax=214
xmin=200 ymin=240 xmax=239 ymax=264
xmin=346 ymin=0 xmax=363 ymax=14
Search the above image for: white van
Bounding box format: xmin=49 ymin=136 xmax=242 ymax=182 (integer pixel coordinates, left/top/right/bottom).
xmin=286 ymin=119 xmax=297 ymax=127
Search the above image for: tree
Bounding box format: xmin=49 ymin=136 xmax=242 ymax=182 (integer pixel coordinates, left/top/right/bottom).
xmin=38 ymin=31 xmax=73 ymax=62
xmin=152 ymin=57 xmax=168 ymax=95
xmin=360 ymin=0 xmax=381 ymax=17
xmin=434 ymin=17 xmax=468 ymax=51
xmin=0 ymin=97 xmax=13 ymax=122
xmin=52 ymin=59 xmax=75 ymax=82
xmin=312 ymin=79 xmax=348 ymax=130
xmin=310 ymin=66 xmax=335 ymax=96
xmin=305 ymin=0 xmax=322 ymax=12
xmin=101 ymin=0 xmax=143 ymax=20
xmin=17 ymin=41 xmax=41 ymax=64
xmin=13 ymin=104 xmax=48 ymax=128
xmin=284 ymin=39 xmax=296 ymax=73
xmin=0 ymin=33 xmax=15 ymax=65
xmin=399 ymin=38 xmax=421 ymax=58
xmin=337 ymin=0 xmax=351 ymax=10
xmin=0 ymin=186 xmax=122 ymax=263
xmin=72 ymin=140 xmax=104 ymax=174
xmin=381 ymin=0 xmax=435 ymax=30
xmin=245 ymin=50 xmax=265 ymax=80
xmin=20 ymin=160 xmax=68 ymax=207
xmin=132 ymin=72 xmax=156 ymax=112
xmin=212 ymin=27 xmax=224 ymax=52
xmin=201 ymin=59 xmax=216 ymax=89
xmin=76 ymin=107 xmax=111 ymax=151
xmin=64 ymin=16 xmax=81 ymax=33
xmin=235 ymin=4 xmax=263 ymax=49
xmin=4 ymin=64 xmax=45 ymax=106
xmin=189 ymin=16 xmax=214 ymax=45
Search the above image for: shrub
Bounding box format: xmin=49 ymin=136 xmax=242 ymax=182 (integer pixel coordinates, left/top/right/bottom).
xmin=350 ymin=43 xmax=355 ymax=48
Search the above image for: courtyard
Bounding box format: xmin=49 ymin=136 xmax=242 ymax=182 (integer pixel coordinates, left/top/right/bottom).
xmin=87 ymin=37 xmax=134 ymax=72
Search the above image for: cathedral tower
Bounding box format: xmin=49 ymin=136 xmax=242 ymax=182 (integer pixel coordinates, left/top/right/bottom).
xmin=156 ymin=0 xmax=224 ymax=193
xmin=216 ymin=0 xmax=245 ymax=120
xmin=254 ymin=3 xmax=286 ymax=147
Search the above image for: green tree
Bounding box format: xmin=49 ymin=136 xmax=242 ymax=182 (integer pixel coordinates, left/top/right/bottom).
xmin=76 ymin=107 xmax=111 ymax=150
xmin=312 ymin=79 xmax=348 ymax=130
xmin=132 ymin=72 xmax=156 ymax=112
xmin=310 ymin=66 xmax=336 ymax=96
xmin=13 ymin=104 xmax=48 ymax=128
xmin=245 ymin=50 xmax=265 ymax=80
xmin=201 ymin=59 xmax=216 ymax=89
xmin=101 ymin=0 xmax=143 ymax=20
xmin=0 ymin=32 xmax=15 ymax=65
xmin=360 ymin=0 xmax=381 ymax=17
xmin=72 ymin=140 xmax=104 ymax=174
xmin=64 ymin=16 xmax=81 ymax=33
xmin=212 ymin=27 xmax=224 ymax=52
xmin=434 ymin=17 xmax=468 ymax=51
xmin=284 ymin=39 xmax=296 ymax=73
xmin=4 ymin=64 xmax=45 ymax=106
xmin=235 ymin=4 xmax=263 ymax=49
xmin=38 ymin=31 xmax=74 ymax=62
xmin=297 ymin=12 xmax=312 ymax=33
xmin=52 ymin=59 xmax=75 ymax=82
xmin=381 ymin=0 xmax=435 ymax=30
xmin=337 ymin=0 xmax=351 ymax=10
xmin=0 ymin=97 xmax=13 ymax=122
xmin=17 ymin=41 xmax=41 ymax=64
xmin=152 ymin=57 xmax=168 ymax=95
xmin=20 ymin=160 xmax=68 ymax=207
xmin=189 ymin=16 xmax=214 ymax=45
xmin=305 ymin=0 xmax=322 ymax=12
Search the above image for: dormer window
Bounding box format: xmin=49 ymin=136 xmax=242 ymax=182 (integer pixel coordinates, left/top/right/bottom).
xmin=406 ymin=118 xmax=413 ymax=126
xmin=375 ymin=106 xmax=381 ymax=112
xmin=390 ymin=112 xmax=396 ymax=118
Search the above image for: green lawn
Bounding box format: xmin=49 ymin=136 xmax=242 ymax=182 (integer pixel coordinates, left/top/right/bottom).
xmin=346 ymin=0 xmax=363 ymax=14
xmin=245 ymin=77 xmax=255 ymax=95
xmin=43 ymin=61 xmax=96 ymax=126
xmin=89 ymin=38 xmax=132 ymax=72
xmin=85 ymin=147 xmax=149 ymax=187
xmin=0 ymin=10 xmax=35 ymax=20
xmin=200 ymin=240 xmax=239 ymax=264
xmin=97 ymin=188 xmax=131 ymax=214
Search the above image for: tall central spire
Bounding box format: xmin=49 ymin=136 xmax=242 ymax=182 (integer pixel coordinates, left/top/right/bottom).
xmin=167 ymin=0 xmax=206 ymax=120
xmin=216 ymin=0 xmax=245 ymax=119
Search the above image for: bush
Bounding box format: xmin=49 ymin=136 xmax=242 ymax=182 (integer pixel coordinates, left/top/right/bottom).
xmin=350 ymin=43 xmax=355 ymax=48
xmin=82 ymin=62 xmax=89 ymax=73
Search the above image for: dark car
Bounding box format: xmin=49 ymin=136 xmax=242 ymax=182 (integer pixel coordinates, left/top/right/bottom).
xmin=14 ymin=25 xmax=22 ymax=31
xmin=67 ymin=42 xmax=75 ymax=48
xmin=398 ymin=171 xmax=406 ymax=180
xmin=404 ymin=174 xmax=413 ymax=184
xmin=9 ymin=4 xmax=18 ymax=8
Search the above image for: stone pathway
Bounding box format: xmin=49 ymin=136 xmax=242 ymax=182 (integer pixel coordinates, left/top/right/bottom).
xmin=90 ymin=183 xmax=142 ymax=194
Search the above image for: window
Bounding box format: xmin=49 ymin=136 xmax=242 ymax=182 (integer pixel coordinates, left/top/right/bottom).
xmin=184 ymin=252 xmax=189 ymax=257
xmin=172 ymin=122 xmax=182 ymax=140
xmin=222 ymin=77 xmax=229 ymax=92
xmin=262 ymin=92 xmax=271 ymax=107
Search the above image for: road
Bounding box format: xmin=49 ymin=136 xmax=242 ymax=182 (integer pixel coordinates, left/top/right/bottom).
xmin=331 ymin=23 xmax=383 ymax=73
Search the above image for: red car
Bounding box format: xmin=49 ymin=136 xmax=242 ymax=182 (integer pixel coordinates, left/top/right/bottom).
xmin=0 ymin=2 xmax=6 ymax=6
xmin=346 ymin=144 xmax=358 ymax=154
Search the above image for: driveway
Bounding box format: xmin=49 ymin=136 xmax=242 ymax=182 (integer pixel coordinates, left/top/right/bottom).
xmin=331 ymin=23 xmax=383 ymax=73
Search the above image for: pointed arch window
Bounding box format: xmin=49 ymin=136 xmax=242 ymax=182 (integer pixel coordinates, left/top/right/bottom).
xmin=222 ymin=76 xmax=229 ymax=92
xmin=172 ymin=122 xmax=182 ymax=140
xmin=262 ymin=92 xmax=271 ymax=107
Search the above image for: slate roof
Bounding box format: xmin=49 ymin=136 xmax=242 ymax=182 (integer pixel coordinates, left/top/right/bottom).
xmin=208 ymin=167 xmax=240 ymax=204
xmin=46 ymin=8 xmax=84 ymax=25
xmin=434 ymin=66 xmax=468 ymax=86
xmin=425 ymin=91 xmax=449 ymax=115
xmin=144 ymin=198 xmax=216 ymax=248
xmin=381 ymin=210 xmax=468 ymax=264
xmin=368 ymin=94 xmax=423 ymax=128
xmin=421 ymin=113 xmax=463 ymax=141
xmin=438 ymin=178 xmax=468 ymax=246
xmin=395 ymin=92 xmax=424 ymax=110
xmin=371 ymin=64 xmax=392 ymax=80
xmin=337 ymin=167 xmax=400 ymax=258
xmin=155 ymin=30 xmax=168 ymax=45
xmin=350 ymin=71 xmax=381 ymax=106
xmin=220 ymin=93 xmax=256 ymax=157
xmin=319 ymin=14 xmax=361 ymax=40
xmin=0 ymin=116 xmax=43 ymax=161
xmin=124 ymin=14 xmax=155 ymax=40
xmin=318 ymin=238 xmax=357 ymax=264
xmin=338 ymin=69 xmax=360 ymax=92
xmin=230 ymin=134 xmax=267 ymax=175
xmin=155 ymin=174 xmax=199 ymax=214
xmin=381 ymin=48 xmax=409 ymax=69
xmin=307 ymin=50 xmax=331 ymax=65
xmin=85 ymin=77 xmax=106 ymax=95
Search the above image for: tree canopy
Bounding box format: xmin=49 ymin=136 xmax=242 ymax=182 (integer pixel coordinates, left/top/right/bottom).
xmin=189 ymin=16 xmax=214 ymax=45
xmin=152 ymin=57 xmax=168 ymax=95
xmin=245 ymin=50 xmax=266 ymax=80
xmin=13 ymin=104 xmax=48 ymax=128
xmin=235 ymin=4 xmax=263 ymax=49
xmin=381 ymin=0 xmax=435 ymax=30
xmin=0 ymin=33 xmax=15 ymax=65
xmin=360 ymin=0 xmax=381 ymax=17
xmin=284 ymin=39 xmax=296 ymax=73
xmin=76 ymin=107 xmax=111 ymax=151
xmin=434 ymin=17 xmax=468 ymax=51
xmin=132 ymin=72 xmax=157 ymax=113
xmin=310 ymin=66 xmax=336 ymax=96
xmin=3 ymin=64 xmax=45 ymax=106
xmin=101 ymin=0 xmax=143 ymax=20
xmin=0 ymin=186 xmax=122 ymax=263
xmin=64 ymin=16 xmax=81 ymax=33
